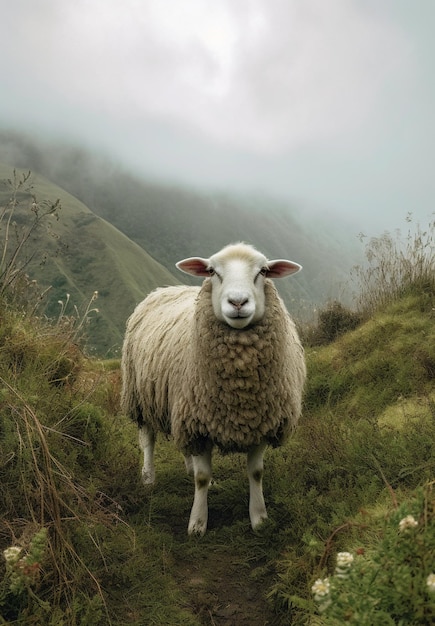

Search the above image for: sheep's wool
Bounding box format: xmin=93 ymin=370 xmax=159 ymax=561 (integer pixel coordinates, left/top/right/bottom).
xmin=121 ymin=279 xmax=305 ymax=455
xmin=173 ymin=279 xmax=305 ymax=453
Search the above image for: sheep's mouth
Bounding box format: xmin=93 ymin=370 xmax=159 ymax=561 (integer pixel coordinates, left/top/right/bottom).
xmin=224 ymin=314 xmax=253 ymax=329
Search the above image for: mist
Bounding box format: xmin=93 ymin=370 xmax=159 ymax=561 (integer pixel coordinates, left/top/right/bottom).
xmin=1 ymin=0 xmax=434 ymax=233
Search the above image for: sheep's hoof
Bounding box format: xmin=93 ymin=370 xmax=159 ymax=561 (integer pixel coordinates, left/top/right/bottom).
xmin=141 ymin=469 xmax=155 ymax=486
xmin=251 ymin=513 xmax=268 ymax=532
xmin=188 ymin=519 xmax=207 ymax=537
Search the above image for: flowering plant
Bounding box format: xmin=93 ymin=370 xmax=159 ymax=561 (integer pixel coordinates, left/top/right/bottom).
xmin=1 ymin=527 xmax=49 ymax=617
xmin=310 ymin=493 xmax=435 ymax=624
xmin=398 ymin=514 xmax=419 ymax=532
xmin=3 ymin=527 xmax=47 ymax=596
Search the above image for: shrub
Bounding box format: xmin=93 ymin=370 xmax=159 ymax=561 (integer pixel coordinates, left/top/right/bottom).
xmin=305 ymin=300 xmax=362 ymax=346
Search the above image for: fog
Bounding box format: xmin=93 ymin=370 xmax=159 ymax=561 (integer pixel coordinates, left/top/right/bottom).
xmin=1 ymin=0 xmax=434 ymax=232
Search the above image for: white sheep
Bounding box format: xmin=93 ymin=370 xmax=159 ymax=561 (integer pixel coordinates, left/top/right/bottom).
xmin=121 ymin=243 xmax=306 ymax=535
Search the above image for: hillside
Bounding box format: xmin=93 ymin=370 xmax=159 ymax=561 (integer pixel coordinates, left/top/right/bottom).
xmin=1 ymin=275 xmax=435 ymax=624
xmin=0 ymin=163 xmax=179 ymax=355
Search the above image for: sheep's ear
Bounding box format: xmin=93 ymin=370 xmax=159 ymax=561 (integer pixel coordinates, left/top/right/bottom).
xmin=266 ymin=260 xmax=302 ymax=278
xmin=176 ymin=257 xmax=210 ymax=277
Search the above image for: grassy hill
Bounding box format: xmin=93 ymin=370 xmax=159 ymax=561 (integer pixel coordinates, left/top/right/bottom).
xmin=0 ymin=164 xmax=179 ymax=355
xmin=1 ymin=220 xmax=435 ymax=624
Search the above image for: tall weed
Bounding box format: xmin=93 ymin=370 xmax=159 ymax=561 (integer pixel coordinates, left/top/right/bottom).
xmin=0 ymin=170 xmax=60 ymax=307
xmin=352 ymin=214 xmax=435 ymax=315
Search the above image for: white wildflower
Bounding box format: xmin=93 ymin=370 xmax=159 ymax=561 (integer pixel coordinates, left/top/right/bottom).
xmin=3 ymin=546 xmax=22 ymax=564
xmin=336 ymin=552 xmax=354 ymax=568
xmin=311 ymin=577 xmax=330 ymax=599
xmin=312 ymin=578 xmax=332 ymax=612
xmin=335 ymin=551 xmax=354 ymax=578
xmin=399 ymin=515 xmax=418 ymax=532
xmin=427 ymin=573 xmax=435 ymax=593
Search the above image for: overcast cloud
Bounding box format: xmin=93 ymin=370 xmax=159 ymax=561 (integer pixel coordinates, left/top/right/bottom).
xmin=0 ymin=0 xmax=434 ymax=230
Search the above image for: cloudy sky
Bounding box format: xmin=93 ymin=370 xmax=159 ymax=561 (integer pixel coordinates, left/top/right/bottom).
xmin=0 ymin=0 xmax=434 ymax=230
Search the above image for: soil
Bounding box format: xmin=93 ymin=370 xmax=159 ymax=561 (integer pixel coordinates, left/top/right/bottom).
xmin=174 ymin=542 xmax=285 ymax=626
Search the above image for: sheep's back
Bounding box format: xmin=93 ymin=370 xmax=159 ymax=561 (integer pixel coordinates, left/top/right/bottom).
xmin=121 ymin=285 xmax=199 ymax=432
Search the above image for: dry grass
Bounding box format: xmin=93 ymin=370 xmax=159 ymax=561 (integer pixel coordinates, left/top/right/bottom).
xmin=352 ymin=214 xmax=435 ymax=316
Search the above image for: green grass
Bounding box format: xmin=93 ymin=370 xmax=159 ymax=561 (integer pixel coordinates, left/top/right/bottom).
xmin=274 ymin=283 xmax=435 ymax=623
xmin=0 ymin=303 xmax=201 ymax=625
xmin=2 ymin=292 xmax=435 ymax=624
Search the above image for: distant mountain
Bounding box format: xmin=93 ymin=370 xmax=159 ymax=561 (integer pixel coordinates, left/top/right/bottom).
xmin=0 ymin=162 xmax=178 ymax=355
xmin=0 ymin=131 xmax=363 ymax=319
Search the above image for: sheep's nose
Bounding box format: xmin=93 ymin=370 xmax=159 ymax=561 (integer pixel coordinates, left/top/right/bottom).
xmin=228 ymin=297 xmax=249 ymax=310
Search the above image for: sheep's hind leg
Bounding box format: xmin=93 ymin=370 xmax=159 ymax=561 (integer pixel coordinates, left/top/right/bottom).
xmin=138 ymin=425 xmax=156 ymax=485
xmin=188 ymin=444 xmax=212 ymax=536
xmin=247 ymin=442 xmax=268 ymax=530
xmin=184 ymin=455 xmax=194 ymax=476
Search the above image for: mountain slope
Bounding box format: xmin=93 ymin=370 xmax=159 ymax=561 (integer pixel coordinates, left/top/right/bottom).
xmin=0 ymin=163 xmax=179 ymax=354
xmin=0 ymin=131 xmax=364 ymax=319
xmin=62 ymin=175 xmax=361 ymax=316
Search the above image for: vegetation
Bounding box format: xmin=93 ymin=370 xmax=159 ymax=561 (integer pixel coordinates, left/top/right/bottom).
xmin=302 ymin=300 xmax=362 ymax=346
xmin=0 ymin=163 xmax=179 ymax=356
xmin=1 ymin=167 xmax=435 ymax=624
xmin=309 ymin=492 xmax=435 ymax=624
xmin=352 ymin=215 xmax=435 ymax=316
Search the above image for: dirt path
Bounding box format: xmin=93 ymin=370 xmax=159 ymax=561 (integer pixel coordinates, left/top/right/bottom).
xmin=147 ymin=446 xmax=291 ymax=625
xmin=181 ymin=560 xmax=271 ymax=625
xmin=174 ymin=539 xmax=285 ymax=626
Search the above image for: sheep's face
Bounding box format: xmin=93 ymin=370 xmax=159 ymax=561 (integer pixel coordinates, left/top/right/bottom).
xmin=176 ymin=243 xmax=302 ymax=330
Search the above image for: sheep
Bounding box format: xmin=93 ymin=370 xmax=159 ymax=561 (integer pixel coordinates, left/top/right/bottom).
xmin=121 ymin=242 xmax=306 ymax=535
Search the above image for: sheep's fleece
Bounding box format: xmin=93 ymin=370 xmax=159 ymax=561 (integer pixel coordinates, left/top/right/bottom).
xmin=121 ymin=278 xmax=306 ymax=455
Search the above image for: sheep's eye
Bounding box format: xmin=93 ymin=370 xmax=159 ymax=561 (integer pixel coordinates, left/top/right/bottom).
xmin=255 ymin=267 xmax=268 ymax=281
xmin=208 ymin=268 xmax=223 ymax=282
xmin=254 ymin=267 xmax=268 ymax=283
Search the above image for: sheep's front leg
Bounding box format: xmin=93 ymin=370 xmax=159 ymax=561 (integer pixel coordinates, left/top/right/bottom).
xmin=188 ymin=445 xmax=212 ymax=536
xmin=247 ymin=442 xmax=268 ymax=530
xmin=138 ymin=425 xmax=156 ymax=485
